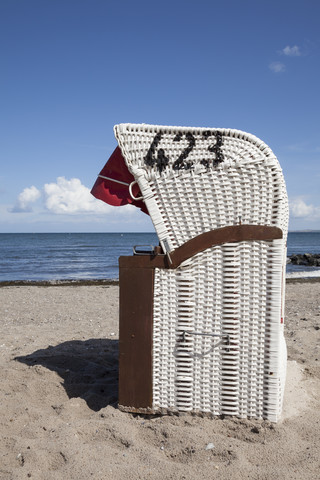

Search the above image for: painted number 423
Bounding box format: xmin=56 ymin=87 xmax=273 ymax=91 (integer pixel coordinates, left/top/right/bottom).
xmin=144 ymin=131 xmax=224 ymax=173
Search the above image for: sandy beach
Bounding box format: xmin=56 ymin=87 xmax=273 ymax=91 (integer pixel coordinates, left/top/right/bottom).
xmin=0 ymin=282 xmax=319 ymax=480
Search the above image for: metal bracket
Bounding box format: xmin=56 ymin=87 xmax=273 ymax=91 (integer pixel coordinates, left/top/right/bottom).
xmin=133 ymin=245 xmax=155 ymax=255
xmin=177 ymin=330 xmax=230 ymax=357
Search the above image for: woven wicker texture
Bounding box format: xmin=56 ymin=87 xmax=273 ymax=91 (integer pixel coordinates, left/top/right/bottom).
xmin=115 ymin=123 xmax=288 ymax=421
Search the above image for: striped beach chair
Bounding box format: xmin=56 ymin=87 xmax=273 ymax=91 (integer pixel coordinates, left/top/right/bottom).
xmin=103 ymin=123 xmax=288 ymax=422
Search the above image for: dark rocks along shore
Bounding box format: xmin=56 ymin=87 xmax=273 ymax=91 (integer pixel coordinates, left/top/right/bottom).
xmin=289 ymin=253 xmax=320 ymax=267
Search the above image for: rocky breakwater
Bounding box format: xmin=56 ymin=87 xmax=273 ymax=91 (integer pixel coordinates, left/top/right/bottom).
xmin=289 ymin=253 xmax=320 ymax=267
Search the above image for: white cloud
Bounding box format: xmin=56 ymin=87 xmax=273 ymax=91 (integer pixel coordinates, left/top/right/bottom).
xmin=290 ymin=198 xmax=320 ymax=220
xmin=269 ymin=62 xmax=286 ymax=73
xmin=269 ymin=45 xmax=302 ymax=74
xmin=11 ymin=186 xmax=41 ymax=212
xmin=43 ymin=177 xmax=113 ymax=214
xmin=282 ymin=45 xmax=301 ymax=57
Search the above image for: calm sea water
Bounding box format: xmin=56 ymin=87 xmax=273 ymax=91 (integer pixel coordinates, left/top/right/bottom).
xmin=0 ymin=232 xmax=319 ymax=282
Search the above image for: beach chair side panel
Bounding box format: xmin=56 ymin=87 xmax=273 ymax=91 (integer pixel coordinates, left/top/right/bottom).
xmin=152 ymin=239 xmax=285 ymax=421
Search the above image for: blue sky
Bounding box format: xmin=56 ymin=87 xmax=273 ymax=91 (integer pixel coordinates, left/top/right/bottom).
xmin=1 ymin=0 xmax=319 ymax=232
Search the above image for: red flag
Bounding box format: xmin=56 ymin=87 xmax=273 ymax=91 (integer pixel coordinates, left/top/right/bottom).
xmin=91 ymin=146 xmax=149 ymax=215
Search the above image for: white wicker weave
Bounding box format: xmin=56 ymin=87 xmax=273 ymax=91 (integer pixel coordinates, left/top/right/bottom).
xmin=115 ymin=123 xmax=288 ymax=422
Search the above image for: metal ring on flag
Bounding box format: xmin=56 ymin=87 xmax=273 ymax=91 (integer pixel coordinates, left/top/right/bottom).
xmin=129 ymin=181 xmax=144 ymax=201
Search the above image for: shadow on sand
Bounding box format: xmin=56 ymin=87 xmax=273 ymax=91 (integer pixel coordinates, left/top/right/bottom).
xmin=15 ymin=338 xmax=119 ymax=411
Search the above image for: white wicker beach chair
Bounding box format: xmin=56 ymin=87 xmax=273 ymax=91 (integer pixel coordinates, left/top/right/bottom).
xmin=115 ymin=123 xmax=289 ymax=422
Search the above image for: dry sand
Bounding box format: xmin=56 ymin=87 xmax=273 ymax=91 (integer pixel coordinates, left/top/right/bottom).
xmin=0 ymin=282 xmax=319 ymax=480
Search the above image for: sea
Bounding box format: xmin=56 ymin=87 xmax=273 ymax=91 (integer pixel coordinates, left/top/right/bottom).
xmin=0 ymin=232 xmax=319 ymax=282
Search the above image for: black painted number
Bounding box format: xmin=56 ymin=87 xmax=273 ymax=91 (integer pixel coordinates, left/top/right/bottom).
xmin=172 ymin=132 xmax=196 ymax=171
xmin=144 ymin=130 xmax=224 ymax=172
xmin=144 ymin=133 xmax=169 ymax=174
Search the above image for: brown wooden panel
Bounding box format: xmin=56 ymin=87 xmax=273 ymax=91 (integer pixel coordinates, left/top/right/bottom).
xmin=169 ymin=225 xmax=283 ymax=268
xmin=119 ymin=266 xmax=154 ymax=409
xmin=119 ymin=254 xmax=168 ymax=269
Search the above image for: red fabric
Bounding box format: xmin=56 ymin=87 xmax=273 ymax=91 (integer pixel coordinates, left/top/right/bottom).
xmin=90 ymin=146 xmax=149 ymax=215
